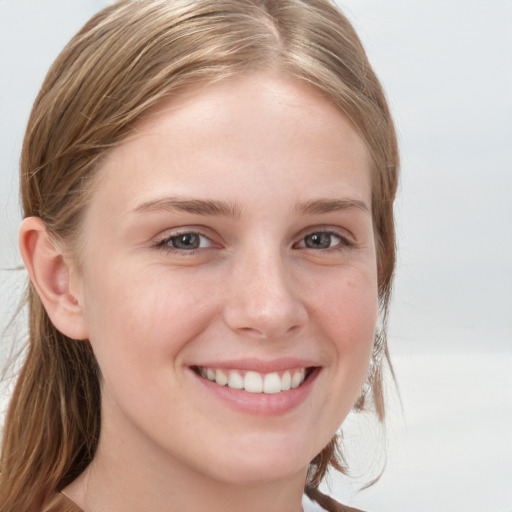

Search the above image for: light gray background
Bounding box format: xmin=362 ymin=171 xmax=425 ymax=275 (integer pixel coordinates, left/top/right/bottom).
xmin=1 ymin=1 xmax=511 ymax=511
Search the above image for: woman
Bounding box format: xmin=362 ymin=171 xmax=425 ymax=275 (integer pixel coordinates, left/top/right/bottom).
xmin=0 ymin=1 xmax=399 ymax=511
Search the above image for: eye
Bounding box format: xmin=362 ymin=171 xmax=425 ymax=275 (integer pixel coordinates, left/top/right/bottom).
xmin=158 ymin=232 xmax=212 ymax=251
xmin=296 ymin=231 xmax=351 ymax=250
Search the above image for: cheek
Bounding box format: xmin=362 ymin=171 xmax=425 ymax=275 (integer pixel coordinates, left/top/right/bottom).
xmin=310 ymin=267 xmax=378 ymax=407
xmin=299 ymin=268 xmax=378 ymax=444
xmin=313 ymin=269 xmax=378 ymax=352
xmin=81 ymin=265 xmax=215 ymax=381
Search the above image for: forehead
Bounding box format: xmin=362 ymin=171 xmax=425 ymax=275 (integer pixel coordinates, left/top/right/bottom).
xmin=90 ymin=72 xmax=371 ymax=215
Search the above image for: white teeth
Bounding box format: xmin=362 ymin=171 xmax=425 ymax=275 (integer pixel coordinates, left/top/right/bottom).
xmin=244 ymin=371 xmax=263 ymax=393
xmin=215 ymin=369 xmax=228 ymax=386
xmin=291 ymin=368 xmax=305 ymax=389
xmin=263 ymin=372 xmax=281 ymax=394
xmin=198 ymin=366 xmax=309 ymax=393
xmin=228 ymin=370 xmax=244 ymax=390
xmin=281 ymin=371 xmax=291 ymax=391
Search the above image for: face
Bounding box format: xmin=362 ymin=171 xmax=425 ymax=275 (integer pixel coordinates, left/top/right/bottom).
xmin=73 ymin=72 xmax=378 ymax=485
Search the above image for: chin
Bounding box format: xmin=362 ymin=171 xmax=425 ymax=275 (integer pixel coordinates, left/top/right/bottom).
xmin=215 ymin=459 xmax=308 ymax=486
xmin=200 ymin=434 xmax=317 ymax=486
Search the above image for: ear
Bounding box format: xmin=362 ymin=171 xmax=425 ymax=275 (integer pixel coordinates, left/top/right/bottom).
xmin=19 ymin=217 xmax=89 ymax=340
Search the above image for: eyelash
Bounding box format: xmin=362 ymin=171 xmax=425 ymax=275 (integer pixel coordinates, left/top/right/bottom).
xmin=156 ymin=231 xmax=212 ymax=255
xmin=155 ymin=229 xmax=355 ymax=255
xmin=294 ymin=230 xmax=355 ymax=251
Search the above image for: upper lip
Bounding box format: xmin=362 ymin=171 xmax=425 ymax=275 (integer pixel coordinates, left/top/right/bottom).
xmin=190 ymin=357 xmax=320 ymax=373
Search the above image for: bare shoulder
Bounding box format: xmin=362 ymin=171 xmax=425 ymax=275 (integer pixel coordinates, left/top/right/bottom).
xmin=305 ymin=486 xmax=366 ymax=512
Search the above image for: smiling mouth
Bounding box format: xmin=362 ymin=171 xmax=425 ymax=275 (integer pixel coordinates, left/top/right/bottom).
xmin=192 ymin=366 xmax=315 ymax=394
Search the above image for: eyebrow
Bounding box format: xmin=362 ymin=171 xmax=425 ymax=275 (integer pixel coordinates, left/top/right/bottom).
xmin=131 ymin=196 xmax=369 ymax=218
xmin=132 ymin=197 xmax=243 ymax=218
xmin=295 ymin=198 xmax=370 ymax=215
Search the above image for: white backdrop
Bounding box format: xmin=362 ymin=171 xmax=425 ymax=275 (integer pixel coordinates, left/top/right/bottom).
xmin=0 ymin=1 xmax=511 ymax=511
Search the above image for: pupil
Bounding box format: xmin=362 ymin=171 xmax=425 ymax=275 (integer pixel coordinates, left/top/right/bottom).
xmin=306 ymin=232 xmax=330 ymax=249
xmin=173 ymin=233 xmax=199 ymax=249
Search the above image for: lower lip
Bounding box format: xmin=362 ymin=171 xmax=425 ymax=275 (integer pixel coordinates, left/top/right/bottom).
xmin=190 ymin=368 xmax=320 ymax=416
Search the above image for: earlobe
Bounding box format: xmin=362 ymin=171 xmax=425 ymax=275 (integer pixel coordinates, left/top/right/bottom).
xmin=19 ymin=217 xmax=89 ymax=340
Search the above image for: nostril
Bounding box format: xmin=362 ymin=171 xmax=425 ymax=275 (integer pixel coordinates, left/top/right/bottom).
xmin=237 ymin=326 xmax=271 ymax=339
xmin=287 ymin=324 xmax=302 ymax=335
xmin=234 ymin=322 xmax=304 ymax=340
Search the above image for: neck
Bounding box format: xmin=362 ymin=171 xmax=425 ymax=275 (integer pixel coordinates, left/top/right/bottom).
xmin=65 ymin=455 xmax=306 ymax=512
xmin=64 ymin=406 xmax=308 ymax=512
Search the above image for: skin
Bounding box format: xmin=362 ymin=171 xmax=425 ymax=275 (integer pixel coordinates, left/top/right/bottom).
xmin=21 ymin=72 xmax=378 ymax=512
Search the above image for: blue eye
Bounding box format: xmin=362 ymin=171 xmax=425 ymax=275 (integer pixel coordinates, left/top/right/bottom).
xmin=159 ymin=232 xmax=212 ymax=251
xmin=297 ymin=231 xmax=350 ymax=250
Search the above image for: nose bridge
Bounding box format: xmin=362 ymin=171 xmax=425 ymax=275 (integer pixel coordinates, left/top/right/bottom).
xmin=223 ymin=244 xmax=307 ymax=339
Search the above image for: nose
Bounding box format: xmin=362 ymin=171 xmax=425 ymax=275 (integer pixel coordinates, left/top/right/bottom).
xmin=222 ymin=249 xmax=308 ymax=340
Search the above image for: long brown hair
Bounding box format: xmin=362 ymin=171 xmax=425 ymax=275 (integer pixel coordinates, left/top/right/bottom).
xmin=0 ymin=1 xmax=399 ymax=509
